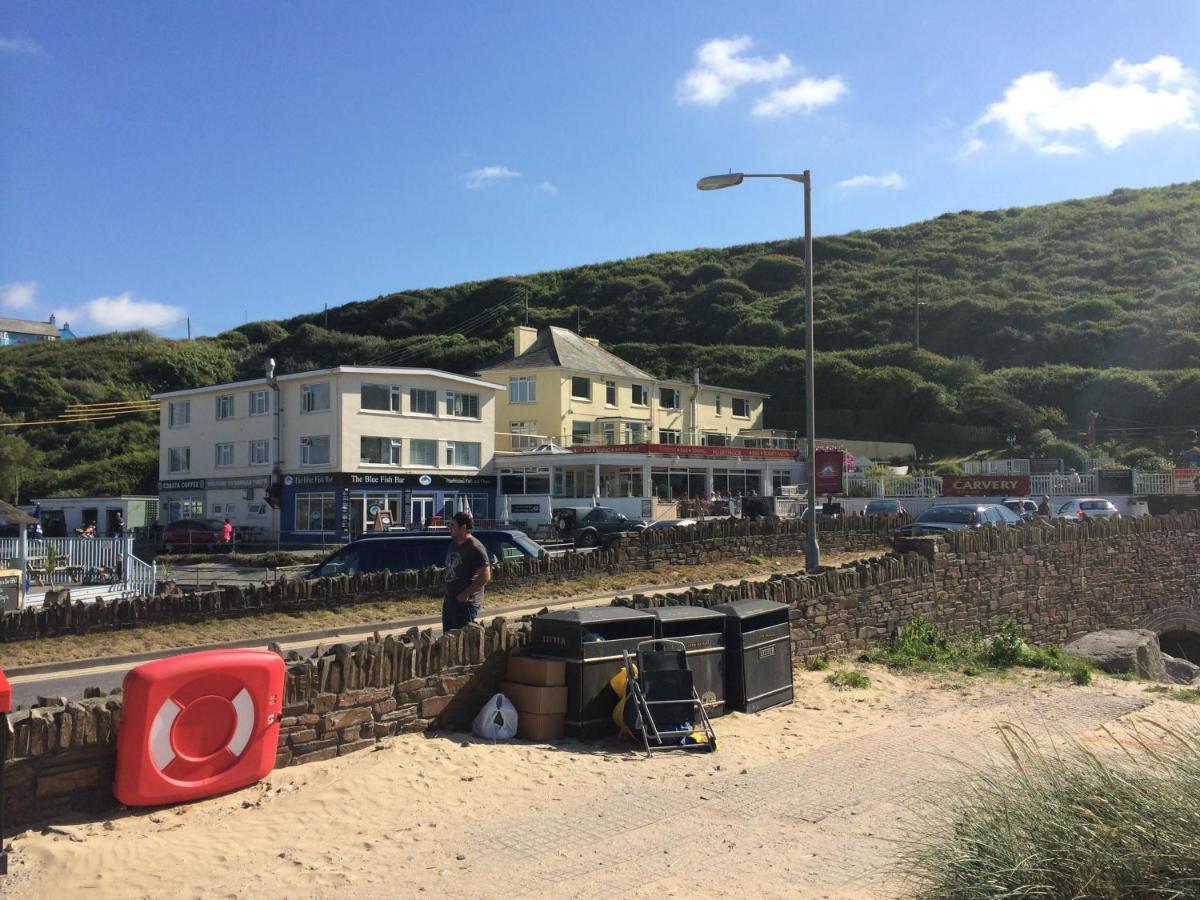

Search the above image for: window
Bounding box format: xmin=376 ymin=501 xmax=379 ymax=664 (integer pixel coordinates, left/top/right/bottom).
xmin=361 ymin=436 xmax=402 ymax=465
xmin=215 ymin=442 xmax=235 ymax=467
xmin=249 ymin=390 xmax=269 ymax=416
xmin=571 ymin=376 xmax=591 ymax=401
xmin=445 ymin=391 xmax=480 ymax=418
xmin=301 ymin=435 xmax=331 ymax=466
xmin=499 ymin=467 xmax=550 ymax=495
xmin=294 ymin=492 xmax=336 ymax=532
xmin=627 ymin=422 xmax=646 ymax=443
xmin=571 ymin=420 xmax=592 ymax=445
xmin=510 ymin=421 xmax=538 ymax=450
xmin=361 ymin=382 xmax=401 ymax=412
xmin=632 ymin=384 xmax=648 ymax=407
xmin=301 ymin=383 xmax=330 ymax=413
xmin=715 ymin=395 xmax=722 ymax=416
xmin=168 ymin=446 xmax=191 ymax=473
xmin=168 ymin=401 xmax=190 ymax=428
xmin=660 ymin=388 xmax=681 ymax=410
xmin=704 ymin=432 xmax=730 ymax=446
xmin=410 ymin=388 xmax=437 ymax=415
xmin=249 ymin=440 xmax=269 ymax=466
xmin=216 ymin=395 xmax=235 ymax=419
xmin=445 ymin=441 xmax=481 ymax=467
xmin=732 ymin=397 xmax=750 ymax=418
xmin=509 ymin=376 xmax=536 ymax=404
xmin=605 ymin=381 xmax=617 ymax=406
xmin=659 ymin=429 xmax=681 ymax=445
xmin=409 ymin=439 xmax=438 ymax=466
xmin=248 ymin=503 xmax=268 ymax=517
xmin=602 ymin=423 xmax=617 ymax=445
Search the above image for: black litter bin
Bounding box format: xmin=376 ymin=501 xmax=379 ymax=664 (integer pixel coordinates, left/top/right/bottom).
xmin=650 ymin=606 xmax=727 ymax=717
xmin=713 ymin=599 xmax=794 ymax=713
xmin=531 ymin=607 xmax=656 ymax=739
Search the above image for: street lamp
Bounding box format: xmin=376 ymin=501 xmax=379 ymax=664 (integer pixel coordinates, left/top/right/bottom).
xmin=696 ymin=169 xmax=820 ymax=570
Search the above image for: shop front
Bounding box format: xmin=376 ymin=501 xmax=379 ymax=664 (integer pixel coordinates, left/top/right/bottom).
xmin=280 ymin=472 xmax=497 ymax=542
xmin=159 ymin=475 xmax=273 ymax=536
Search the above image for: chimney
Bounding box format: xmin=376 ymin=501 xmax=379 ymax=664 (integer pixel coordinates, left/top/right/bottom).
xmin=49 ymin=313 xmax=56 ymax=326
xmin=513 ymin=325 xmax=537 ymax=357
xmin=583 ymin=337 xmax=600 ymax=347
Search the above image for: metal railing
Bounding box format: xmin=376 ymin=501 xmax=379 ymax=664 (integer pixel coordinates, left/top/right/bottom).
xmin=1030 ymin=474 xmax=1098 ymax=497
xmin=843 ymin=475 xmax=942 ymax=498
xmin=1134 ymin=472 xmax=1174 ymax=494
xmin=124 ymin=550 xmax=156 ymax=596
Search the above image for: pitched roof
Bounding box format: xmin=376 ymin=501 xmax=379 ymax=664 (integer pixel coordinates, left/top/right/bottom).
xmin=0 ymin=501 xmax=36 ymax=526
xmin=0 ymin=317 xmax=59 ymax=337
xmin=479 ymin=326 xmax=654 ymax=380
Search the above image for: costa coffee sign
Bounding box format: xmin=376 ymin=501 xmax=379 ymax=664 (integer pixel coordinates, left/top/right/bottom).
xmin=942 ymin=475 xmax=1030 ymax=496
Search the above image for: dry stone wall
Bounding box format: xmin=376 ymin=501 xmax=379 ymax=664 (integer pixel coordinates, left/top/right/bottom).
xmin=8 ymin=512 xmax=1198 ymax=830
xmin=0 ymin=517 xmax=895 ymax=643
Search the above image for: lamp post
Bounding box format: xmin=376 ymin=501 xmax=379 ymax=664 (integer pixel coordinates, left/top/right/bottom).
xmin=697 ymin=170 xmax=820 ymax=570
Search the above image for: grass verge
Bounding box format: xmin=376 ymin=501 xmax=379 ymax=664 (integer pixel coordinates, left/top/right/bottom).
xmin=860 ymin=616 xmax=1093 ymax=685
xmin=1145 ymin=684 xmax=1200 ymax=703
xmin=901 ymin=721 xmax=1200 ymax=898
xmin=825 ymin=670 xmax=871 ymax=690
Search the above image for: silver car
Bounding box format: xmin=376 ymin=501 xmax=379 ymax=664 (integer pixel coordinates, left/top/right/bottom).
xmin=1056 ymin=498 xmax=1121 ymax=520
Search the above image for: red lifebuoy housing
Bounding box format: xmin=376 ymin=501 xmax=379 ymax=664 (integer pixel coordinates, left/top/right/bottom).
xmin=114 ymin=649 xmax=285 ymax=806
xmin=0 ymin=668 xmax=10 ymax=714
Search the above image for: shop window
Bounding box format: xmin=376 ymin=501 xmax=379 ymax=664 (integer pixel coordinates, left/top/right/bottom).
xmin=295 ymin=492 xmax=336 ymax=531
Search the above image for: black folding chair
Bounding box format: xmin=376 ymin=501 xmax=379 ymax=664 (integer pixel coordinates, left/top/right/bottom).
xmin=621 ymin=639 xmax=717 ymax=757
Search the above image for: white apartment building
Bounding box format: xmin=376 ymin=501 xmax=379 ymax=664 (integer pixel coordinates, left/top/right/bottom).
xmin=152 ymin=365 xmax=501 ymax=542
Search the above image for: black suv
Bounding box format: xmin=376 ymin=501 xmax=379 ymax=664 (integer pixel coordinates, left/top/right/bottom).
xmin=552 ymin=506 xmax=645 ymax=548
xmin=307 ymin=529 xmax=546 ymax=578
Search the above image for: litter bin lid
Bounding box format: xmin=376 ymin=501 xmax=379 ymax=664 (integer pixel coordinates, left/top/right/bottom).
xmin=650 ymin=606 xmax=726 ymax=624
xmin=536 ymin=606 xmax=654 ymax=624
xmin=712 ymin=599 xmax=790 ymax=619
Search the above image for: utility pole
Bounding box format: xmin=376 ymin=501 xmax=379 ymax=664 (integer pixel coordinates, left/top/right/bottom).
xmin=187 ymin=317 xmax=191 ymax=340
xmin=914 ymin=267 xmax=922 ymax=351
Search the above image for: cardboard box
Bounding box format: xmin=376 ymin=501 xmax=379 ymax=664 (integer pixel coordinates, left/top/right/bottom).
xmin=506 ymin=654 xmax=566 ymax=687
xmin=517 ymin=711 xmax=564 ymax=741
xmin=499 ymin=681 xmax=567 ymax=716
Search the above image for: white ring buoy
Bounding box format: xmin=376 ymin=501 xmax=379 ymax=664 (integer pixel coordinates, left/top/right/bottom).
xmin=148 ymin=688 xmax=255 ymax=772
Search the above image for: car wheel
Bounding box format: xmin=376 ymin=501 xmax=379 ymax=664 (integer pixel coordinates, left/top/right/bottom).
xmin=578 ymin=530 xmax=599 ymax=548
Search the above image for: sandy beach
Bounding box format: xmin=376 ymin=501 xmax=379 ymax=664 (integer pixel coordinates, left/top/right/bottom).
xmin=4 ymin=665 xmax=1191 ymax=899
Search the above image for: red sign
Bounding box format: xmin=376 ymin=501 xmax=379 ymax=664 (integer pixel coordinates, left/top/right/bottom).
xmin=814 ymin=449 xmax=844 ymax=495
xmin=942 ymin=475 xmax=1031 ymax=496
xmin=568 ymin=443 xmax=798 ymax=460
xmin=0 ymin=667 xmax=10 ymax=714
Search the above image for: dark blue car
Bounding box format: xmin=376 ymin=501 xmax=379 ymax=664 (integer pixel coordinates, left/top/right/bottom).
xmin=308 ymin=529 xmax=546 ymax=578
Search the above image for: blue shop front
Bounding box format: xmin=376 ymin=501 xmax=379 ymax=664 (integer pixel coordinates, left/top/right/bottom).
xmin=281 ymin=471 xmax=498 ymax=543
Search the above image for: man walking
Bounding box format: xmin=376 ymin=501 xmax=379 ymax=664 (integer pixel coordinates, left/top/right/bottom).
xmin=443 ymin=511 xmax=491 ymax=633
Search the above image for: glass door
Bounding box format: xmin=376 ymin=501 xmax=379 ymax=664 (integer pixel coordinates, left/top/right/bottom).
xmin=410 ymin=495 xmax=435 ymax=529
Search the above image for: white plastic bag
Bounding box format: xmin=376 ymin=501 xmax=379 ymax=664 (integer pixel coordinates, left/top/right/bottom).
xmin=472 ymin=692 xmax=518 ymax=740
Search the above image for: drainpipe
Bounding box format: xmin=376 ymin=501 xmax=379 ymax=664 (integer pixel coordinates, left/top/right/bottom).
xmin=689 ymin=368 xmax=701 ymax=445
xmin=268 ymin=359 xmax=281 ymax=550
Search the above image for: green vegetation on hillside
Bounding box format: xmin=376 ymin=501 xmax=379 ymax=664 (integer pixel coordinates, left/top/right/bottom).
xmin=1 ymin=181 xmax=1198 ymax=499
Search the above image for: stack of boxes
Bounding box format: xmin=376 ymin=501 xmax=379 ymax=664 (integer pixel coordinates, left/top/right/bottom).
xmin=501 ymin=652 xmax=567 ymax=741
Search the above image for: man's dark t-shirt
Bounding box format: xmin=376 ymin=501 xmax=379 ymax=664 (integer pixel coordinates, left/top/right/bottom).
xmin=445 ymin=534 xmax=489 ymax=607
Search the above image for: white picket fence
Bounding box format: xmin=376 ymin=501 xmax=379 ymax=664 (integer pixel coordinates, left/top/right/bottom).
xmin=0 ymin=536 xmax=156 ymax=597
xmin=844 ymin=475 xmax=943 ymax=498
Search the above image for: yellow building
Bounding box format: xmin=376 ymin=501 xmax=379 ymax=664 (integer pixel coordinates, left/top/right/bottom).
xmin=477 ymin=327 xmax=801 ymax=515
xmin=478 ymin=325 xmax=778 ymax=450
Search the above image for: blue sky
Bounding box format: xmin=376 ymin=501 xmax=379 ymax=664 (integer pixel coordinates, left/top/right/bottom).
xmin=2 ymin=2 xmax=1198 ymax=339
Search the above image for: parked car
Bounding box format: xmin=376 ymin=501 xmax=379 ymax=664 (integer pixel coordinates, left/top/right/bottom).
xmin=1001 ymin=497 xmax=1039 ymax=520
xmin=552 ymin=506 xmax=646 ymax=548
xmin=162 ymin=518 xmax=226 ymax=553
xmin=1056 ymin=498 xmax=1121 ymax=520
xmin=892 ymin=503 xmax=1023 ymax=545
xmin=308 ymin=529 xmax=547 ymax=578
xmin=864 ymin=499 xmax=906 ymax=517
xmin=645 ymin=518 xmax=698 ymax=531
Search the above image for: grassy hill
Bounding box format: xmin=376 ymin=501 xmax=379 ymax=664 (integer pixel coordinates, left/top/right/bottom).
xmin=2 ymin=180 xmax=1198 ymax=499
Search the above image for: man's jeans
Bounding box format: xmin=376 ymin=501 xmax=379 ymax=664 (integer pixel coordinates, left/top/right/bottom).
xmin=442 ymin=596 xmax=480 ymax=633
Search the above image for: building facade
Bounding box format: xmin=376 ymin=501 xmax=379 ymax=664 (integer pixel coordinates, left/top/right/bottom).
xmin=478 ymin=327 xmax=802 ymax=520
xmin=0 ymin=313 xmax=76 ymax=347
xmin=152 ymin=366 xmax=501 ymax=542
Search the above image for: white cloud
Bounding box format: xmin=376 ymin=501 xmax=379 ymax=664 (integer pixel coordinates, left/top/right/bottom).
xmin=837 ymin=171 xmax=906 ymax=191
xmin=753 ymin=76 xmax=847 ymax=117
xmin=463 ymin=166 xmax=521 ymax=189
xmin=537 ymin=181 xmax=559 ymax=196
xmin=0 ymin=34 xmax=43 ymax=56
xmin=79 ymin=292 xmax=185 ymax=331
xmin=677 ymin=36 xmax=792 ymax=106
xmin=965 ymin=55 xmax=1199 ymax=156
xmin=0 ymin=280 xmax=38 ymax=310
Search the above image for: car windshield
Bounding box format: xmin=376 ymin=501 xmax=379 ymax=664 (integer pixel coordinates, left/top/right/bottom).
xmin=1057 ymin=502 xmax=1075 ymax=514
xmin=512 ymin=534 xmax=543 ymax=557
xmin=918 ymin=507 xmax=978 ymax=525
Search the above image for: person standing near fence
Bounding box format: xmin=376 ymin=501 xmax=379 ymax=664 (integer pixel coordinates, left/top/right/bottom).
xmin=443 ymin=512 xmax=490 ymax=632
xmin=113 ymin=513 xmax=124 ymax=538
xmin=222 ymin=518 xmax=234 ymax=551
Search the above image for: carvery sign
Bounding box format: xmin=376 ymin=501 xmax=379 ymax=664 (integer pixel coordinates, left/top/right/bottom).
xmin=942 ymin=475 xmax=1031 ymax=496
